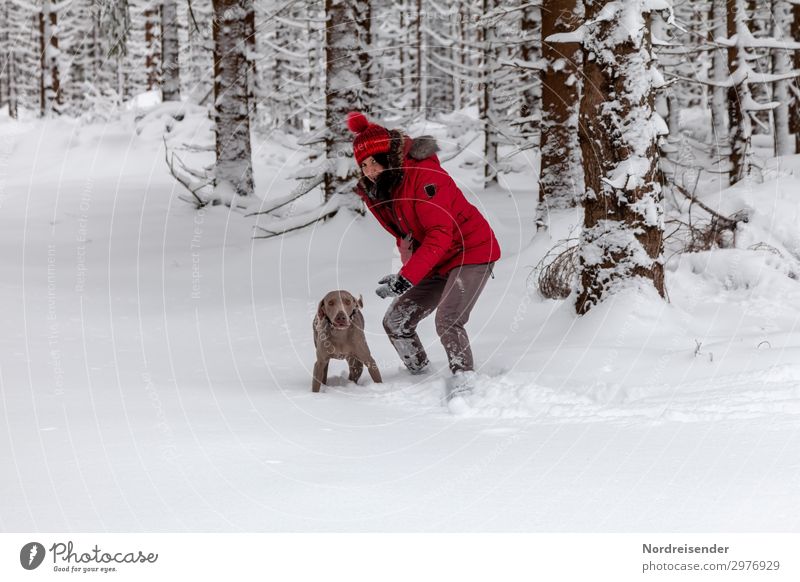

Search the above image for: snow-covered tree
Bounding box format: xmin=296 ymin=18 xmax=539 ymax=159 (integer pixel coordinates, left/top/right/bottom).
xmin=772 ymin=0 xmax=793 ymax=156
xmin=792 ymin=2 xmax=800 ymax=153
xmin=538 ymin=0 xmax=583 ymax=216
xmin=143 ymin=1 xmax=161 ymax=90
xmin=518 ymin=1 xmax=540 ymax=140
xmin=323 ymin=0 xmax=372 ymax=201
xmin=726 ymin=0 xmax=763 ymax=183
xmin=709 ymin=0 xmax=729 ymax=164
xmin=257 ymin=0 xmax=325 ymax=132
xmin=480 ymin=0 xmax=499 ymax=187
xmin=39 ymin=0 xmax=64 ymax=116
xmin=212 ymin=0 xmax=255 ymax=201
xmin=178 ymin=0 xmax=213 ymax=103
xmin=0 ymin=0 xmax=19 ymax=118
xmin=574 ymin=0 xmax=669 ymax=314
xmin=161 ymin=0 xmax=181 ymax=101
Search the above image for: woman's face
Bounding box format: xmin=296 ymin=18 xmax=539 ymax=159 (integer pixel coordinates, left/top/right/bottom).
xmin=360 ymin=156 xmax=385 ymax=183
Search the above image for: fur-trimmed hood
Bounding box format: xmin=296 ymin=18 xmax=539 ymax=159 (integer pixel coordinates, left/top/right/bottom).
xmin=357 ymin=133 xmax=440 ymax=200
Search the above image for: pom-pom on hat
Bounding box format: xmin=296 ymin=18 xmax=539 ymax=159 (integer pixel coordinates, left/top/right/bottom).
xmin=347 ymin=111 xmax=392 ymax=166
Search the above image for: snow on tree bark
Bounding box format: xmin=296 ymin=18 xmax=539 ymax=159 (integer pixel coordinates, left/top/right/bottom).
xmin=519 ymin=1 xmax=540 ymax=138
xmin=772 ymin=0 xmax=793 ymax=156
xmin=539 ymin=0 xmax=584 ymax=215
xmin=144 ymin=3 xmax=161 ymax=91
xmin=212 ymin=0 xmax=255 ymax=201
xmin=415 ymin=0 xmax=427 ymax=112
xmin=709 ymin=0 xmax=729 ymax=167
xmin=1 ymin=0 xmax=16 ymax=118
xmin=790 ymin=1 xmax=800 ymax=153
xmin=160 ymin=0 xmax=181 ymax=101
xmin=575 ymin=0 xmax=667 ymax=315
xmin=323 ymin=0 xmax=370 ymax=201
xmin=39 ymin=0 xmax=63 ymax=116
xmin=481 ymin=0 xmax=499 ymax=188
xmin=726 ymin=0 xmax=753 ymax=185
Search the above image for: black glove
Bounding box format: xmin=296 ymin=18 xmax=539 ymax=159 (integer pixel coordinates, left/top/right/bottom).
xmin=375 ymin=274 xmax=412 ymax=299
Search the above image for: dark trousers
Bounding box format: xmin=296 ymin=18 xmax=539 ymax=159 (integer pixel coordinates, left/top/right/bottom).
xmin=383 ymin=262 xmax=494 ymax=373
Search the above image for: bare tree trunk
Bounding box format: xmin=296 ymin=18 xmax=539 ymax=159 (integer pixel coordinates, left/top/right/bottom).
xmin=91 ymin=6 xmax=103 ymax=84
xmin=481 ymin=0 xmax=498 ymax=188
xmin=0 ymin=0 xmax=9 ymax=115
xmin=791 ymin=1 xmax=800 ymax=153
xmin=452 ymin=8 xmax=462 ymax=110
xmin=6 ymin=36 xmax=17 ymax=118
xmin=727 ymin=0 xmax=751 ymax=185
xmin=39 ymin=9 xmax=45 ymax=115
xmin=709 ymin=0 xmax=729 ymax=169
xmin=212 ymin=0 xmax=255 ymax=201
xmin=144 ymin=5 xmax=161 ymax=91
xmin=576 ymin=0 xmax=665 ymax=314
xmin=538 ymin=0 xmax=583 ymax=217
xmin=323 ymin=0 xmax=370 ymax=201
xmin=160 ymin=0 xmax=181 ymax=101
xmin=0 ymin=27 xmax=6 ymax=112
xmin=773 ymin=0 xmax=792 ymax=156
xmin=415 ymin=0 xmax=426 ymax=113
xmin=39 ymin=1 xmax=62 ymax=116
xmin=245 ymin=4 xmax=257 ymax=118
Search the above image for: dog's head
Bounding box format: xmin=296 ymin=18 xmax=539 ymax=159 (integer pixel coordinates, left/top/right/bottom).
xmin=317 ymin=290 xmax=363 ymax=329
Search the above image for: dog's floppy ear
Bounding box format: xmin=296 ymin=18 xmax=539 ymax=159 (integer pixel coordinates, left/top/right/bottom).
xmin=357 ymin=294 xmax=363 ymax=309
xmin=317 ymin=300 xmax=326 ymax=320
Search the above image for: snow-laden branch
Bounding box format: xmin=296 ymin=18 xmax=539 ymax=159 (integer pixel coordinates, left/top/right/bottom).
xmin=715 ymin=34 xmax=800 ymax=50
xmin=253 ymin=195 xmax=350 ymax=240
xmin=546 ymin=28 xmax=586 ymax=44
xmin=668 ymin=68 xmax=800 ymax=88
xmin=245 ymin=175 xmax=325 ymax=217
xmin=498 ymin=57 xmax=546 ymax=72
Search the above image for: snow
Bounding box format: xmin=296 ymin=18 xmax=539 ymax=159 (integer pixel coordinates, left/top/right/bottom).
xmin=1 ymin=107 xmax=800 ymax=532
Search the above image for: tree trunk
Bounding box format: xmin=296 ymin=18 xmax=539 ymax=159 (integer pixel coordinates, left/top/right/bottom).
xmin=727 ymin=0 xmax=751 ymax=185
xmin=415 ymin=0 xmax=426 ymax=113
xmin=144 ymin=5 xmax=161 ymax=91
xmin=519 ymin=1 xmax=539 ymax=140
xmin=773 ymin=0 xmax=792 ymax=156
xmin=709 ymin=0 xmax=729 ymax=168
xmin=575 ymin=0 xmax=665 ymax=314
xmin=0 ymin=0 xmax=9 ymax=115
xmin=212 ymin=0 xmax=255 ymax=201
xmin=245 ymin=3 xmax=257 ymax=119
xmin=538 ymin=0 xmax=583 ymax=217
xmin=39 ymin=1 xmax=62 ymax=116
xmin=481 ymin=0 xmax=498 ymax=188
xmin=323 ymin=0 xmax=370 ymax=201
xmin=160 ymin=0 xmax=181 ymax=101
xmin=451 ymin=8 xmax=462 ymax=110
xmin=790 ymin=2 xmax=800 ymax=153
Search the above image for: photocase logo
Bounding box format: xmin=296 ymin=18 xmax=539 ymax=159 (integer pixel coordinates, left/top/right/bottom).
xmin=20 ymin=542 xmax=46 ymax=570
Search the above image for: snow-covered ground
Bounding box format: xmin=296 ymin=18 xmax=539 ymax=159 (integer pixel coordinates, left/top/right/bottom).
xmin=1 ymin=106 xmax=799 ymax=532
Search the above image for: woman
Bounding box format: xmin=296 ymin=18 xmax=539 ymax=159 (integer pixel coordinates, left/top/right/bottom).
xmin=348 ymin=111 xmax=501 ymax=401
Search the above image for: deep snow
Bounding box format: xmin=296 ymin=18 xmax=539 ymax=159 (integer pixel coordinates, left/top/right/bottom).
xmin=1 ymin=105 xmax=799 ymax=532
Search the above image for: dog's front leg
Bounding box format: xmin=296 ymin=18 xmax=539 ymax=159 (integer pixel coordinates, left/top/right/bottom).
xmin=312 ymin=357 xmax=329 ymax=392
xmin=360 ymin=352 xmax=382 ymax=384
xmin=347 ymin=356 xmax=364 ymax=384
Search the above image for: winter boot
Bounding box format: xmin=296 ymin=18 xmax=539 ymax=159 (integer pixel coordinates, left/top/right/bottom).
xmin=446 ymin=370 xmax=477 ymax=415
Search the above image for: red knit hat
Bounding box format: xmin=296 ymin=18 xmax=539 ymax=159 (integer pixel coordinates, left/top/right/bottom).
xmin=347 ymin=111 xmax=391 ymax=166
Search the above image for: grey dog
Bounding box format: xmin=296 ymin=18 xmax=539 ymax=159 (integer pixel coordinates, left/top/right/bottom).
xmin=312 ymin=290 xmax=382 ymax=392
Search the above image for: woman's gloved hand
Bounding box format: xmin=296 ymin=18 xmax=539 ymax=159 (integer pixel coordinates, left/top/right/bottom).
xmin=375 ymin=274 xmax=412 ymax=299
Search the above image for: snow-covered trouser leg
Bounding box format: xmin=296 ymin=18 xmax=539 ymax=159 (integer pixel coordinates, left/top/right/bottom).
xmin=435 ymin=263 xmax=494 ymax=373
xmin=383 ymin=276 xmax=446 ymax=372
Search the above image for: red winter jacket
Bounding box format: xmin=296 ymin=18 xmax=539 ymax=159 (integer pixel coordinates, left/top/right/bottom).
xmin=355 ymin=134 xmax=501 ymax=285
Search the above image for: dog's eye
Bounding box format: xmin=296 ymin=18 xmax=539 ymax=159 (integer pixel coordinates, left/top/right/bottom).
xmin=345 ymin=299 xmax=351 ymax=305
